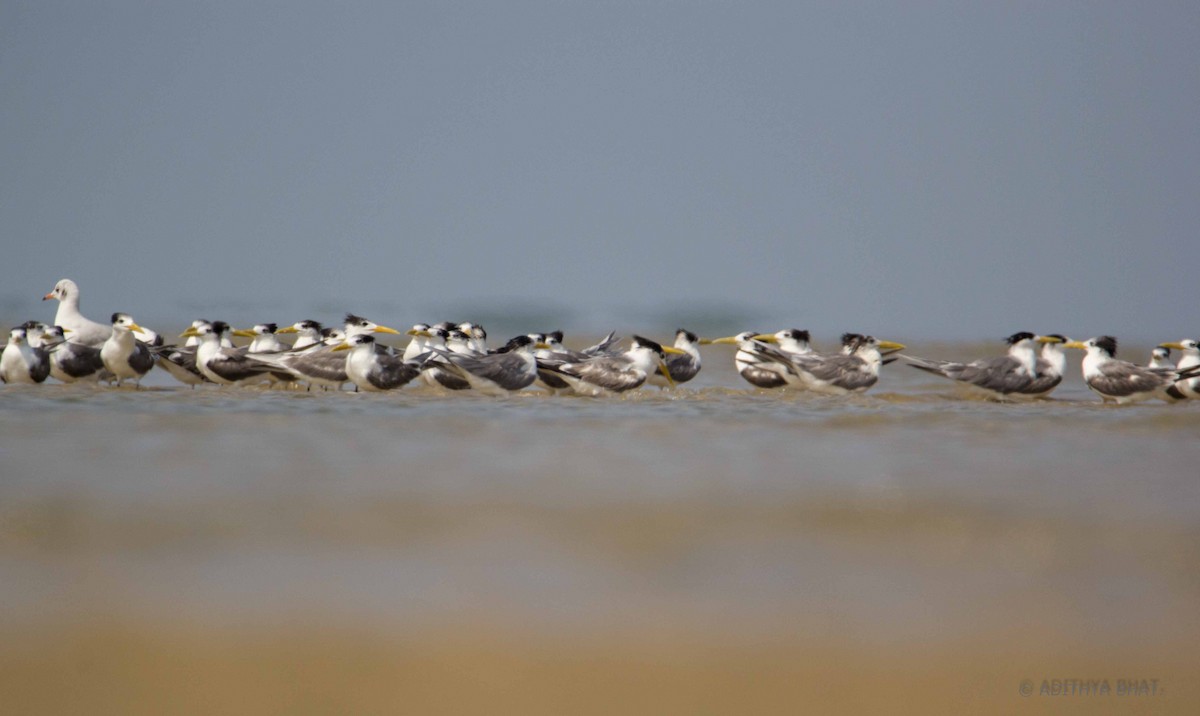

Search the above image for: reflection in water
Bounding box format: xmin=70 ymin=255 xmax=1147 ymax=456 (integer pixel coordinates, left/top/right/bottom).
xmin=2 ymin=349 xmax=1199 ymax=713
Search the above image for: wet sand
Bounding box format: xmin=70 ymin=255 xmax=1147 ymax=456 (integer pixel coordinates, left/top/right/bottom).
xmin=2 ymin=342 xmax=1198 ymax=713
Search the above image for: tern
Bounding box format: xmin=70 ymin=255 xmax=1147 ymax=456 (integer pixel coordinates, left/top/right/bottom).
xmin=333 ymin=334 xmax=424 ymax=391
xmin=648 ymin=329 xmax=704 ymax=387
xmin=1020 ymin=334 xmax=1069 ymax=398
xmin=100 ymin=313 xmax=155 ymax=386
xmin=538 ymin=336 xmax=681 ymax=396
xmin=1 ymin=327 xmax=50 ymax=384
xmin=434 ymin=334 xmax=544 ymax=395
xmin=710 ymin=331 xmax=791 ymax=388
xmin=1157 ymin=339 xmax=1200 ymax=399
xmin=901 ymin=332 xmax=1042 ymax=399
xmin=276 ymin=320 xmax=324 ymax=350
xmin=234 ymin=323 xmax=287 ymax=353
xmin=1064 ymin=336 xmax=1200 ymax=404
xmin=180 ymin=321 xmax=274 ymax=386
xmin=420 ymin=328 xmax=472 ymax=390
xmin=762 ymin=334 xmax=905 ymax=394
xmin=40 ymin=326 xmax=105 ymax=382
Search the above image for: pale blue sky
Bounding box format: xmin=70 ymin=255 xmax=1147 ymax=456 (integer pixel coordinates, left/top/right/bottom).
xmin=3 ymin=2 xmax=1198 ymax=340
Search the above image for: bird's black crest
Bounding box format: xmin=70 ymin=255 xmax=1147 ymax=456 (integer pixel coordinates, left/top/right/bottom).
xmin=1005 ymin=332 xmax=1036 ymax=345
xmin=355 ymin=334 xmax=376 ymax=344
xmin=506 ymin=335 xmax=534 ymax=349
xmin=548 ymin=330 xmax=564 ymax=343
xmin=345 ymin=314 xmax=369 ymax=326
xmin=841 ymin=333 xmax=864 ymax=346
xmin=1095 ymin=336 xmax=1118 ymax=356
xmin=261 ymin=323 xmax=278 ymax=333
xmin=632 ymin=335 xmax=666 ymax=355
xmin=111 ymin=313 xmax=122 ymax=324
xmin=677 ymin=329 xmax=699 ymax=343
xmin=1043 ymin=333 xmax=1066 ymax=343
xmin=300 ymin=320 xmax=322 ymax=331
xmin=212 ymin=321 xmax=230 ymax=333
xmin=320 ymin=327 xmax=337 ymax=338
xmin=783 ymin=329 xmax=810 ymax=342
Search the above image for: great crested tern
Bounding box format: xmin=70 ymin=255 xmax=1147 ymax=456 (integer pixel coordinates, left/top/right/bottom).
xmin=1020 ymin=334 xmax=1069 ymax=398
xmin=234 ymin=323 xmax=287 ymax=353
xmin=1158 ymin=339 xmax=1200 ymax=399
xmin=42 ymin=279 xmax=111 ymax=347
xmin=333 ymin=334 xmax=424 ymax=391
xmin=40 ymin=325 xmax=105 ymax=382
xmin=420 ymin=328 xmax=471 ymax=390
xmin=100 ymin=313 xmax=155 ymax=386
xmin=762 ymin=334 xmax=905 ymax=394
xmin=1065 ymin=336 xmax=1200 ymax=404
xmin=458 ymin=322 xmax=489 ymax=354
xmin=276 ymin=320 xmax=324 ymax=350
xmin=180 ymin=320 xmax=273 ymax=386
xmin=446 ymin=329 xmax=479 ymax=356
xmin=648 ymin=329 xmax=704 ymax=387
xmin=343 ymin=314 xmax=402 ymax=354
xmin=710 ymin=331 xmax=790 ymax=388
xmin=538 ymin=335 xmax=681 ymax=396
xmin=1148 ymin=346 xmax=1173 ymax=370
xmin=433 ymin=334 xmax=544 ymax=395
xmin=901 ymin=332 xmax=1042 ymax=399
xmin=754 ymin=328 xmax=813 ymax=356
xmin=402 ymin=324 xmax=432 ymax=361
xmin=1 ymin=327 xmax=50 ymax=384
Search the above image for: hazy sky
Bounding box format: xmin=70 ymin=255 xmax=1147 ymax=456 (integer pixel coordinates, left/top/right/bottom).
xmin=3 ymin=2 xmax=1198 ymax=340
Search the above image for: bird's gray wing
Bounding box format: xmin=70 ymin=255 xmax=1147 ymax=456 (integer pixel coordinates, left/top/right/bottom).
xmin=129 ymin=342 xmax=156 ymax=376
xmin=447 ymin=352 xmax=535 ymax=390
xmin=560 ymin=357 xmax=644 ymax=392
xmin=208 ymin=348 xmax=276 ymax=382
xmin=1089 ymin=361 xmax=1167 ymax=397
xmin=902 ymin=355 xmax=967 ymax=379
xmin=368 ymin=355 xmax=421 ymax=390
xmin=583 ymin=331 xmax=621 ymax=356
xmin=798 ymin=355 xmax=877 ymax=391
xmin=55 ymin=343 xmax=105 ymax=379
xmin=31 ymin=347 xmax=51 ymax=383
xmin=658 ymin=354 xmax=700 ymax=382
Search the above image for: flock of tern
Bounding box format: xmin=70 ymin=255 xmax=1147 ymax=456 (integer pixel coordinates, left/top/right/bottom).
xmin=3 ymin=279 xmax=1200 ymax=405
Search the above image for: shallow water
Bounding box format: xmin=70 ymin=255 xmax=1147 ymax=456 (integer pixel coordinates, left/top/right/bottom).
xmin=2 ymin=343 xmax=1198 ymax=713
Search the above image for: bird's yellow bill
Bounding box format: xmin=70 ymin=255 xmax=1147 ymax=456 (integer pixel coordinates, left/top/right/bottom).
xmin=751 ymin=334 xmax=779 ymax=343
xmin=710 ymin=336 xmax=741 ymax=345
xmin=373 ymin=325 xmax=401 ymax=335
xmin=1064 ymin=341 xmax=1088 ymax=350
xmin=1036 ymin=335 xmax=1066 ymax=344
xmin=406 ymin=328 xmax=432 ymax=337
xmin=42 ymin=292 xmax=54 ymax=301
xmin=331 ymin=343 xmax=352 ymax=352
xmin=658 ymin=359 xmax=676 ymax=388
xmin=276 ymin=326 xmax=299 ymax=334
xmin=535 ymin=342 xmax=552 ymax=350
xmin=128 ymin=323 xmax=146 ymax=333
xmin=231 ymin=329 xmax=258 ymax=338
xmin=180 ymin=327 xmax=200 ymax=338
xmin=697 ymin=338 xmax=713 ymax=345
xmin=662 ymin=346 xmax=686 ymax=355
xmin=1159 ymin=342 xmax=1185 ymax=350
xmin=61 ymin=328 xmax=72 ymax=334
xmin=877 ymin=340 xmax=906 ymax=352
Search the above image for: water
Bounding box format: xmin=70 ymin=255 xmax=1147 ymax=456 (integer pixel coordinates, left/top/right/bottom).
xmin=2 ymin=343 xmax=1198 ymax=713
